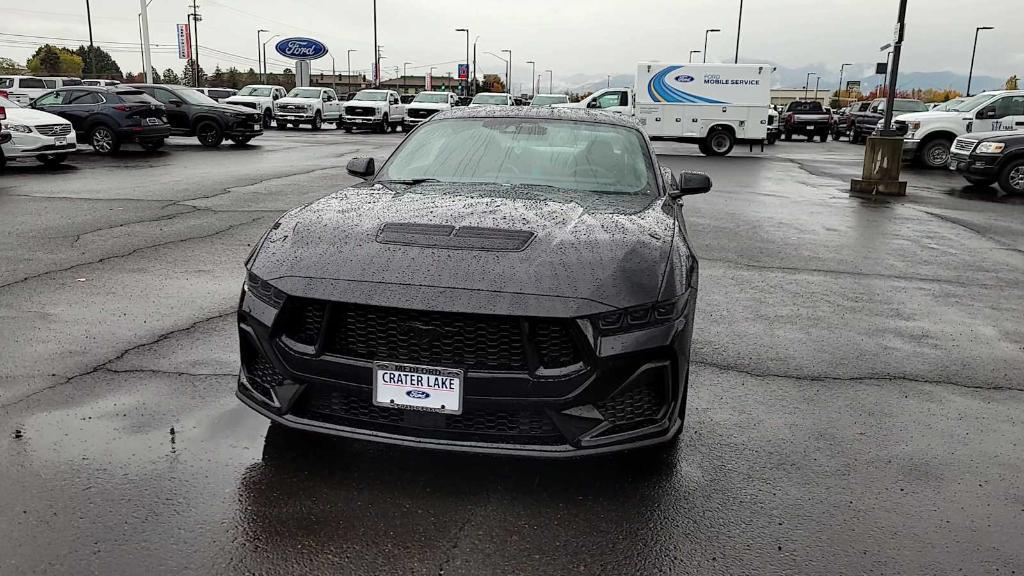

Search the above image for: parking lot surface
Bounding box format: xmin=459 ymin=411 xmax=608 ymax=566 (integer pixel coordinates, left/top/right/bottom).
xmin=2 ymin=131 xmax=1022 ymax=574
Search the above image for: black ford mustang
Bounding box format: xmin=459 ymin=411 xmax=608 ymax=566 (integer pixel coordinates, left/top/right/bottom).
xmin=238 ymin=107 xmax=710 ymax=456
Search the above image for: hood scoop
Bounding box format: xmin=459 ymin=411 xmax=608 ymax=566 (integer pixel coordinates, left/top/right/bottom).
xmin=376 ymin=222 xmax=536 ymax=252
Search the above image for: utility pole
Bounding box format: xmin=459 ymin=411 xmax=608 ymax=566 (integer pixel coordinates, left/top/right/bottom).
xmin=190 ymin=0 xmax=201 ymax=87
xmin=85 ymin=0 xmax=94 ymax=76
xmin=139 ymin=0 xmax=152 ymax=83
xmin=967 ymin=26 xmax=994 ymax=96
xmin=526 ymin=61 xmax=536 ymax=96
xmin=372 ymin=0 xmax=379 ymax=87
xmin=734 ymin=0 xmax=743 ymax=64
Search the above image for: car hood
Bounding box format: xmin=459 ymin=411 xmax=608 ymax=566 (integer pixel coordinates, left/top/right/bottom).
xmin=962 ymin=130 xmax=1024 ymax=143
xmin=347 ymin=99 xmax=389 ymax=106
xmin=194 ymin=101 xmax=257 ymax=114
xmin=251 ymin=183 xmax=674 ymax=309
xmin=275 ymin=97 xmax=316 ymax=106
xmin=406 ymin=102 xmax=449 ymax=111
xmin=4 ymin=107 xmax=71 ymax=125
xmin=892 ymin=110 xmax=964 ymax=122
xmin=225 ymin=95 xmax=270 ymax=105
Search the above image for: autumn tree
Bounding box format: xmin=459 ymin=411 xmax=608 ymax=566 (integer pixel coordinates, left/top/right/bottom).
xmin=27 ymin=45 xmax=83 ymax=76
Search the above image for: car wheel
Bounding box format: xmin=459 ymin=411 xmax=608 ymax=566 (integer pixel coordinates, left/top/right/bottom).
xmin=705 ymin=129 xmax=734 ymax=156
xmin=262 ymin=110 xmax=273 ymax=128
xmin=311 ymin=112 xmax=323 ymax=130
xmin=379 ymin=115 xmax=389 ymax=133
xmin=89 ymin=125 xmax=120 ymax=154
xmin=196 ymin=120 xmax=224 ymax=147
xmin=997 ymin=159 xmax=1024 ymax=195
xmin=919 ymin=138 xmax=952 ymax=169
xmin=343 ymin=126 xmax=353 ymax=133
xmin=335 ymin=119 xmax=345 ymax=130
xmin=962 ymin=174 xmax=996 ymax=187
xmin=851 ymin=130 xmax=861 ymax=144
xmin=37 ymin=153 xmax=68 ymax=167
xmin=138 ymin=139 xmax=164 ymax=152
xmin=230 ymin=136 xmax=253 ymax=146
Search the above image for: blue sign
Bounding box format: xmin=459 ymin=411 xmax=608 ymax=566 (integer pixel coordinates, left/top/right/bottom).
xmin=275 ymin=37 xmax=328 ymax=61
xmin=457 ymin=63 xmax=469 ymax=80
xmin=406 ymin=390 xmax=431 ymax=400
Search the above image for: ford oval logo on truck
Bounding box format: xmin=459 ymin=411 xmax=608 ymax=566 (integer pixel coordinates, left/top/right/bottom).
xmin=674 ymin=74 xmax=695 ymax=83
xmin=407 ymin=390 xmax=431 ymax=400
xmin=275 ymin=37 xmax=328 ymax=61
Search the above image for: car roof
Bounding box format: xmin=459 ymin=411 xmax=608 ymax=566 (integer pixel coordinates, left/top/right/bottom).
xmin=54 ymin=85 xmax=111 ymax=91
xmin=431 ymin=106 xmax=644 ymax=130
xmin=474 ymin=92 xmax=508 ymax=96
xmin=533 ymin=93 xmax=566 ymax=97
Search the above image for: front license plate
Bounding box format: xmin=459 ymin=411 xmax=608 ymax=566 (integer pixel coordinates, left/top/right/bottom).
xmin=54 ymin=136 xmax=66 ymax=145
xmin=252 ymin=123 xmax=261 ymax=130
xmin=373 ymin=362 xmax=463 ymax=414
xmin=146 ymin=117 xmax=160 ymax=125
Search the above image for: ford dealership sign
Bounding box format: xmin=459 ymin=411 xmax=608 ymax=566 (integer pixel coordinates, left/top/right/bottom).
xmin=275 ymin=37 xmax=328 ymax=61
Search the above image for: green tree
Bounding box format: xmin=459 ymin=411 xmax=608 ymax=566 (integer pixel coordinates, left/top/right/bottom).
xmin=161 ymin=68 xmax=181 ymax=84
xmin=209 ymin=65 xmax=225 ymax=87
xmin=73 ymin=45 xmax=122 ymax=78
xmin=180 ymin=59 xmax=206 ymax=87
xmin=224 ymin=66 xmax=241 ymax=89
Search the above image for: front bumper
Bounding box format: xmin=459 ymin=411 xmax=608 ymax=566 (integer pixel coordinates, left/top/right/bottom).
xmin=225 ymin=121 xmax=264 ymax=138
xmin=902 ymin=138 xmax=920 ymax=160
xmin=275 ymin=111 xmax=316 ymax=122
xmin=948 ymin=152 xmax=1000 ymax=177
xmin=0 ymin=130 xmax=78 ymax=158
xmin=236 ymin=287 xmax=696 ymax=457
xmin=343 ymin=116 xmax=384 ymax=126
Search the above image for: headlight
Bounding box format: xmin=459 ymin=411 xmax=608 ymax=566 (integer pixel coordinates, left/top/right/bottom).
xmin=3 ymin=123 xmax=32 ymax=133
xmin=976 ymin=142 xmax=1005 ymax=154
xmin=243 ymin=271 xmax=286 ymax=309
xmin=591 ymin=295 xmax=687 ymax=335
xmin=907 ymin=121 xmax=921 ymax=131
xmin=375 ymin=107 xmax=384 ymax=117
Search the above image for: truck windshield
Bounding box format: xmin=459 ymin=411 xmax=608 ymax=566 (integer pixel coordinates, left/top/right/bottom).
xmin=948 ymin=93 xmax=995 ymax=112
xmin=378 ymin=118 xmax=655 ymax=195
xmin=472 ymin=94 xmax=509 ymax=105
xmin=531 ymin=95 xmax=568 ymax=106
xmin=287 ymin=88 xmax=322 ymax=98
xmin=354 ymin=90 xmax=388 ymax=101
xmin=238 ymin=87 xmax=273 ymax=97
xmin=413 ymin=93 xmax=449 ymax=103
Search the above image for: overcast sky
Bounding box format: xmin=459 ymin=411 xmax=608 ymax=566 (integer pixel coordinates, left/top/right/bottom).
xmin=4 ymin=0 xmax=1021 ymax=88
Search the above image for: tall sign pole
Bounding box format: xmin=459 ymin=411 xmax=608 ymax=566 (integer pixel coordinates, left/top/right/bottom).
xmin=373 ymin=0 xmax=379 ymax=87
xmin=882 ymin=0 xmax=908 ymax=134
xmin=191 ymin=0 xmax=201 ymax=86
xmin=85 ymin=0 xmax=94 ymax=76
xmin=140 ymin=0 xmax=153 ymax=83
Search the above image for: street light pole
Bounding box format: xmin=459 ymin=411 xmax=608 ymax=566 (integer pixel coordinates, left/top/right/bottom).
xmin=347 ymin=49 xmax=357 ymax=95
xmin=257 ymin=30 xmax=269 ymax=82
xmin=262 ymin=34 xmax=279 ymax=80
xmin=472 ymin=36 xmax=479 ymax=96
xmin=734 ymin=0 xmax=743 ymax=64
xmin=546 ymin=69 xmax=552 ymax=93
xmin=85 ymin=0 xmax=94 ymax=76
xmin=967 ymin=26 xmax=994 ymax=96
xmin=501 ymin=49 xmax=512 ymax=95
xmin=456 ymin=28 xmax=469 ymax=96
xmin=526 ymin=61 xmax=536 ymax=96
xmin=139 ymin=0 xmax=152 ymax=83
xmin=837 ymin=62 xmax=853 ymax=105
xmin=813 ymin=76 xmax=821 ymax=102
xmin=372 ymin=0 xmax=379 ymax=87
xmin=689 ymin=50 xmax=701 ymax=63
xmin=804 ymin=72 xmax=815 ymax=99
xmin=703 ymin=29 xmax=720 ymax=63
xmin=881 ymin=0 xmax=908 ymax=133
xmin=403 ymin=61 xmax=411 ymax=95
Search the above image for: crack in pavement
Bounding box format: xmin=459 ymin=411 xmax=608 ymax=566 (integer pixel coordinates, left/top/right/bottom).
xmin=693 ymin=360 xmax=1024 ymax=393
xmin=0 ymin=311 xmax=236 ymax=412
xmin=104 ymin=367 xmax=236 ymax=378
xmin=700 ymin=256 xmax=1017 ymax=288
xmin=907 ymin=206 xmax=1024 ymax=255
xmin=0 ymin=214 xmax=268 ymax=290
xmin=436 ymin=512 xmax=476 ymax=576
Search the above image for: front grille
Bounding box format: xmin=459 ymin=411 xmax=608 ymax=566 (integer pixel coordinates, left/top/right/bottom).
xmin=345 ymin=106 xmax=376 ymax=117
xmin=279 ymin=299 xmax=583 ymax=372
xmin=407 ymin=108 xmax=438 ymax=120
xmin=594 ymin=379 xmax=667 ymax=437
xmin=233 ymin=102 xmax=259 ymax=110
xmin=277 ymin=104 xmax=307 ymax=112
xmin=953 ymin=139 xmax=977 ymax=154
xmin=36 ymin=124 xmax=72 ymax=137
xmin=293 ymin=382 xmax=562 ymax=444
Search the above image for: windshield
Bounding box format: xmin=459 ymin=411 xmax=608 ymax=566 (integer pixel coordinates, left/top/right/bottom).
xmin=0 ymin=95 xmax=20 ymax=108
xmin=377 ymin=118 xmax=654 ymax=195
xmin=413 ymin=93 xmax=449 ymax=103
xmin=949 ymin=93 xmax=995 ymax=112
xmin=932 ymin=98 xmax=965 ymax=112
xmin=176 ymin=88 xmax=218 ymax=105
xmin=354 ymin=90 xmax=388 ymax=101
xmin=287 ymin=88 xmax=322 ymax=99
xmin=0 ymin=77 xmax=13 ymax=89
xmin=116 ymin=90 xmax=159 ymax=104
xmin=884 ymin=100 xmax=927 ymax=113
xmin=472 ymin=94 xmax=509 ymax=105
xmin=238 ymin=87 xmax=273 ymax=97
xmin=531 ymin=95 xmax=568 ymax=106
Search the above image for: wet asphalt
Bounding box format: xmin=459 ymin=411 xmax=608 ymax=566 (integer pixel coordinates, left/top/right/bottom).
xmin=1 ymin=127 xmax=1022 ymax=575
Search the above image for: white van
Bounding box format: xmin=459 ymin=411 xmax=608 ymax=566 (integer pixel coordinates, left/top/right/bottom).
xmin=0 ymin=76 xmax=51 ymax=105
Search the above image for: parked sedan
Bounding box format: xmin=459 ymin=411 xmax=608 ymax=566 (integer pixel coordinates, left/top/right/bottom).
xmin=127 ymin=84 xmax=264 ymax=146
xmin=237 ymin=107 xmax=710 ymax=456
xmin=949 ymin=131 xmax=1024 ymax=195
xmin=0 ymin=95 xmax=77 ymax=167
xmin=30 ymin=86 xmax=169 ymax=154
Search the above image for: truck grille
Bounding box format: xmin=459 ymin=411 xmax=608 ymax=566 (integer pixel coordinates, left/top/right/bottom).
xmin=953 ymin=138 xmax=977 ymax=154
xmin=36 ymin=124 xmax=72 ymax=137
xmin=344 ymin=106 xmax=376 ymax=117
xmin=407 ymin=108 xmax=439 ymax=120
xmin=279 ymin=299 xmax=584 ymax=372
xmin=277 ymin=104 xmax=306 ymax=112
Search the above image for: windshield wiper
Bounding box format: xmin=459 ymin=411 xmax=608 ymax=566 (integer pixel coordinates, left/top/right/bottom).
xmin=376 ymin=178 xmax=442 ymax=185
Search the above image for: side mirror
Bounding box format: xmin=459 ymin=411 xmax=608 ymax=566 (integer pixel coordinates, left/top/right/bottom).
xmin=346 ymin=157 xmax=375 ymax=179
xmin=977 ymin=108 xmax=996 ymax=119
xmin=168 ymin=99 xmax=183 ymax=107
xmin=673 ymin=171 xmax=712 ymax=197
xmin=587 ymin=99 xmax=600 ymax=109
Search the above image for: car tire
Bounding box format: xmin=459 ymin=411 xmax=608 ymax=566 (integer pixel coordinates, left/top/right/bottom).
xmin=311 ymin=112 xmax=323 ymax=131
xmin=343 ymin=126 xmax=353 ymax=133
xmin=997 ymin=158 xmax=1024 ymax=195
xmin=138 ymin=139 xmax=165 ymax=152
xmin=918 ymin=138 xmax=952 ymax=169
xmin=379 ymin=115 xmax=389 ymax=133
xmin=89 ymin=125 xmax=120 ymax=154
xmin=230 ymin=136 xmax=253 ymax=146
xmin=851 ymin=130 xmax=862 ymax=144
xmin=196 ymin=120 xmax=224 ymax=147
xmin=37 ymin=153 xmax=68 ymax=167
xmin=704 ymin=128 xmax=734 ymax=156
xmin=262 ymin=110 xmax=273 ymax=129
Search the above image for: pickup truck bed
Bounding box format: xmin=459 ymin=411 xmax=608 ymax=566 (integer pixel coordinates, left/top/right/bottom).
xmin=783 ymin=102 xmax=831 ymax=142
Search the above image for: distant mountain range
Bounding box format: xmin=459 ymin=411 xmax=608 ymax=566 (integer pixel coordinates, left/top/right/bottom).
xmin=558 ymin=65 xmax=1006 ymax=96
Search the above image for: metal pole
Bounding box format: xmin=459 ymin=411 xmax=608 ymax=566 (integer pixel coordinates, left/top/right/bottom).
xmin=191 ymin=0 xmax=200 ymax=86
xmin=804 ymin=72 xmax=813 ymax=99
xmin=257 ymin=30 xmax=268 ymax=83
xmin=527 ymin=61 xmax=535 ymax=96
xmin=403 ymin=61 xmax=410 ymax=94
xmin=347 ymin=49 xmax=356 ymax=95
xmin=607 ymin=74 xmax=610 ymax=88
xmin=472 ymin=37 xmax=478 ymax=96
xmin=734 ymin=0 xmax=743 ymax=64
xmin=813 ymin=76 xmax=820 ymax=102
xmin=138 ymin=14 xmax=145 ymax=75
xmin=703 ymin=29 xmax=719 ymax=63
xmin=332 ymin=55 xmax=337 ymax=91
xmin=967 ymin=26 xmax=993 ymax=96
xmin=85 ymin=0 xmax=94 ymax=76
xmin=547 ymin=69 xmax=552 ymax=93
xmin=882 ymin=0 xmax=908 ymax=133
xmin=372 ymin=0 xmax=378 ymax=87
xmin=837 ymin=63 xmax=848 ymax=105
xmin=689 ymin=50 xmax=700 ymax=63
xmin=882 ymin=51 xmax=892 ymax=97
xmin=140 ymin=0 xmax=153 ymax=83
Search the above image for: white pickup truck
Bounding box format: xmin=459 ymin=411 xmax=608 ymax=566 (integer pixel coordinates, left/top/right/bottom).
xmin=342 ymin=89 xmax=406 ymax=133
xmin=403 ymin=91 xmax=458 ymax=131
xmin=273 ymin=86 xmax=342 ymax=130
xmin=225 ymin=84 xmax=287 ymax=127
xmin=892 ymin=90 xmax=1024 ymax=168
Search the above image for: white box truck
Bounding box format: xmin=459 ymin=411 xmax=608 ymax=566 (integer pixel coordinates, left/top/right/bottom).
xmin=558 ymin=63 xmax=773 ymax=156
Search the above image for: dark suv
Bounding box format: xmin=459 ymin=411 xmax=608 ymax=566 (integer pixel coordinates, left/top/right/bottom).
xmin=127 ymin=84 xmax=264 ymax=147
xmin=950 ymin=131 xmax=1024 ymax=195
xmin=30 ymin=86 xmax=169 ymax=153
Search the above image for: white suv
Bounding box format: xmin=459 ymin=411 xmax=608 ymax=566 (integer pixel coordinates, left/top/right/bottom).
xmin=0 ymin=76 xmax=51 ymax=105
xmin=0 ymin=95 xmax=77 ymax=168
